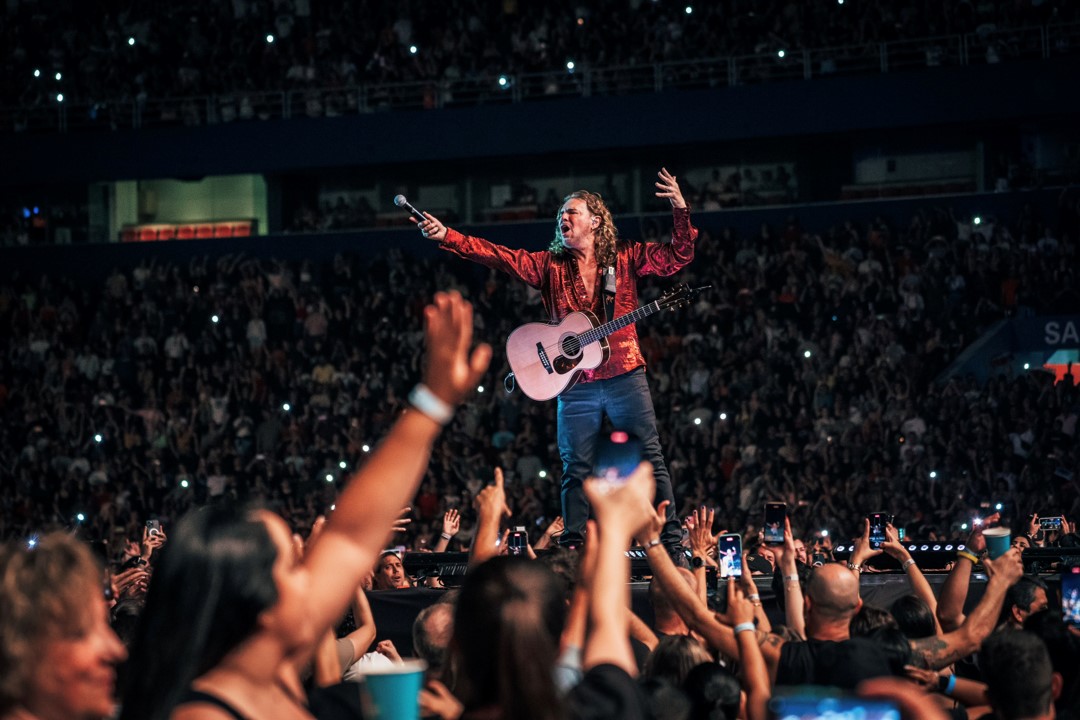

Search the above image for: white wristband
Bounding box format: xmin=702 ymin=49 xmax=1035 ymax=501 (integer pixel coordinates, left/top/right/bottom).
xmin=733 ymin=622 xmax=756 ymax=635
xmin=408 ymin=384 xmax=454 ymax=425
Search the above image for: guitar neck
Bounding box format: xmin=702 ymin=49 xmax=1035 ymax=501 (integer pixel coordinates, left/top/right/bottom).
xmin=579 ymin=300 xmax=662 ymax=346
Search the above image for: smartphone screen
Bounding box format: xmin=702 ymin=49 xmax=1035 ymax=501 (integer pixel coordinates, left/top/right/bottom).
xmin=868 ymin=512 xmax=890 ymax=549
xmin=508 ymin=527 xmax=527 ymax=557
xmin=897 ymin=527 xmax=906 ymax=541
xmin=593 ymin=430 xmax=643 ymax=486
xmin=718 ymin=533 xmax=743 ymax=578
xmin=763 ymin=502 xmax=786 ymax=544
xmin=769 ymin=693 xmax=900 ymax=720
xmin=1063 ymin=566 xmax=1080 ymax=628
xmin=1040 ymin=516 xmax=1063 ymax=531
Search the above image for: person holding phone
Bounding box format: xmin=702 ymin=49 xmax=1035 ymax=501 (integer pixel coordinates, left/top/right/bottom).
xmin=416 ymin=171 xmax=698 ymax=555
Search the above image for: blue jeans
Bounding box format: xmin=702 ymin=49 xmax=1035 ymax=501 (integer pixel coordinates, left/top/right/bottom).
xmin=557 ymin=367 xmax=680 ymax=545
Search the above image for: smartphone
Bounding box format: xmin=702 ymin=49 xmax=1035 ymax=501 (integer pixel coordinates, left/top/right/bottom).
xmin=897 ymin=527 xmax=906 ymax=542
xmin=592 ymin=430 xmax=642 ymax=486
xmin=868 ymin=512 xmax=891 ymax=550
xmin=763 ymin=502 xmax=786 ymax=545
xmin=811 ymin=552 xmax=827 ymax=567
xmin=146 ymin=519 xmax=162 ymax=536
xmin=1040 ymin=516 xmax=1064 ymax=531
xmin=508 ymin=526 xmax=528 ymax=557
xmin=718 ymin=533 xmax=743 ymax=578
xmin=1063 ymin=566 xmax=1080 ymax=628
xmin=769 ymin=691 xmax=900 ymax=720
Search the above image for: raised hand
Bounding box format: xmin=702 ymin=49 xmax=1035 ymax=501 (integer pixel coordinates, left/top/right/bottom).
xmin=850 ymin=518 xmax=883 ymax=568
xmin=420 ymin=291 xmax=492 ymax=408
xmin=881 ymin=523 xmax=912 ymax=564
xmin=442 ymin=508 xmax=461 ymax=537
xmin=966 ymin=512 xmax=1000 ymax=554
xmin=392 ymin=507 xmax=413 ymax=534
xmin=688 ymin=506 xmax=719 ymax=559
xmin=475 ymin=467 xmax=512 ymax=521
xmin=654 ymin=167 xmax=687 ymax=209
xmin=585 ymin=462 xmax=657 ymax=539
xmin=413 ymin=211 xmax=448 ymax=243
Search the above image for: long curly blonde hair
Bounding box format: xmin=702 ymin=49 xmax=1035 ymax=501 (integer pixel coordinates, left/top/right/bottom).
xmin=549 ymin=190 xmax=619 ymax=267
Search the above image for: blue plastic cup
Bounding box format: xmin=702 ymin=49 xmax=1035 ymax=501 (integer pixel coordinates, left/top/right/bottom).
xmin=360 ymin=659 xmax=427 ymax=720
xmin=983 ymin=527 xmax=1011 ymax=559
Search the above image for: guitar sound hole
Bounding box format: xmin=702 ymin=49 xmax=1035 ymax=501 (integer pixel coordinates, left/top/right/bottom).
xmin=561 ymin=336 xmax=582 ymax=358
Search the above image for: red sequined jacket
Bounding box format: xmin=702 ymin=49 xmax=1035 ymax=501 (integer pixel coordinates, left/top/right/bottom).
xmin=439 ymin=207 xmax=698 ymax=382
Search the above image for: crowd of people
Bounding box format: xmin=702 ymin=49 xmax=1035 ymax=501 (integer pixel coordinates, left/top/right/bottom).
xmin=1 ymin=182 xmax=1080 ymax=716
xmin=4 ymin=0 xmax=1078 ymax=122
xmin=3 ymin=190 xmax=1080 ymax=554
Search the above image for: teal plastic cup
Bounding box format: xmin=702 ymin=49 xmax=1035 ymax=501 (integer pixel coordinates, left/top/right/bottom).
xmin=982 ymin=527 xmax=1011 ymax=559
xmin=360 ymin=659 xmax=427 ymax=720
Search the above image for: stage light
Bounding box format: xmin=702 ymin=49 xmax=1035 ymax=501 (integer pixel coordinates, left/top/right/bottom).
xmin=958 ymin=544 xmax=966 ymax=550
xmin=409 ymin=45 xmax=417 ymax=54
xmin=945 ymin=544 xmax=954 ymax=551
xmin=933 ymin=545 xmax=941 ymax=551
xmin=920 ymin=545 xmax=929 ymax=551
xmin=128 ymin=37 xmax=135 ymax=46
xmin=908 ymin=545 xmax=917 ymax=551
xmin=339 ymin=461 xmax=347 ymax=469
xmin=777 ymin=49 xmax=786 ymax=58
xmin=362 ymin=444 xmax=371 ymax=453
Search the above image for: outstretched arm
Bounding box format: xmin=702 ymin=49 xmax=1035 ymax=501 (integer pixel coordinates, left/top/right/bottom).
xmin=301 ymin=292 xmax=491 ymax=647
xmin=910 ymin=548 xmax=1024 ymax=670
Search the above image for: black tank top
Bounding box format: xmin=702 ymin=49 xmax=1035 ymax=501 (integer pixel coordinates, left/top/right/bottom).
xmin=177 ymin=689 xmax=247 ymax=720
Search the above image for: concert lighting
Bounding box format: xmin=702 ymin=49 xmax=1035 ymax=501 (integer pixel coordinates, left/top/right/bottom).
xmin=33 ymin=69 xmax=40 ymax=77
xmin=778 ymin=50 xmax=786 ymax=58
xmin=94 ymin=433 xmax=103 ymax=443
xmin=362 ymin=444 xmax=371 ymax=453
xmin=56 ymin=93 xmax=64 ymax=102
xmin=282 ymin=403 xmax=291 ymax=412
xmin=409 ymin=45 xmax=418 ymax=54
xmin=129 ymin=37 xmax=135 ymax=46
xmin=55 ymin=72 xmax=62 ymax=81
xmin=325 ymin=474 xmax=334 ymax=483
xmin=339 ymin=461 xmax=347 ymax=469
xmin=930 ymin=471 xmax=937 ymax=478
xmin=539 ymin=470 xmax=548 ymax=478
xmin=266 ymin=34 xmax=274 ymax=43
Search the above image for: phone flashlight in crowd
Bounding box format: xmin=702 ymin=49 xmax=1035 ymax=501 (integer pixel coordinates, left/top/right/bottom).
xmin=973 ymin=517 xmax=983 ymax=526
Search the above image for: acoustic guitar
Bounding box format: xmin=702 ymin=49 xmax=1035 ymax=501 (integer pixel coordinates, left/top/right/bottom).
xmin=505 ymin=284 xmax=707 ymax=400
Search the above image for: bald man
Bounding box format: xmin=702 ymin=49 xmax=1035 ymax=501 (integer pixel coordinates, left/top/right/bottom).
xmin=771 ymin=563 xmax=892 ymax=687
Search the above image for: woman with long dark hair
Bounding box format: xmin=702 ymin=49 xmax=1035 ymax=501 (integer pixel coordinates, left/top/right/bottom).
xmin=120 ymin=291 xmax=490 ymax=720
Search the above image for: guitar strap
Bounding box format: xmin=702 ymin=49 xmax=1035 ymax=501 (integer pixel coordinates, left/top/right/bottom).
xmin=603 ymin=265 xmax=617 ymax=323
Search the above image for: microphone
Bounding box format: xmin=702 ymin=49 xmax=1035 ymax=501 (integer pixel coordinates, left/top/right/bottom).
xmin=393 ymin=194 xmax=427 ymax=222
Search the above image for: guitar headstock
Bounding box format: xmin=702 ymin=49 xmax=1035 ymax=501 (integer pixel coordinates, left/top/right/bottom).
xmin=658 ymin=284 xmax=710 ymax=311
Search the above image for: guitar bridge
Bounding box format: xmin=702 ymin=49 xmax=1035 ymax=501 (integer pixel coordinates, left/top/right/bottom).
xmin=536 ymin=342 xmax=554 ymax=374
